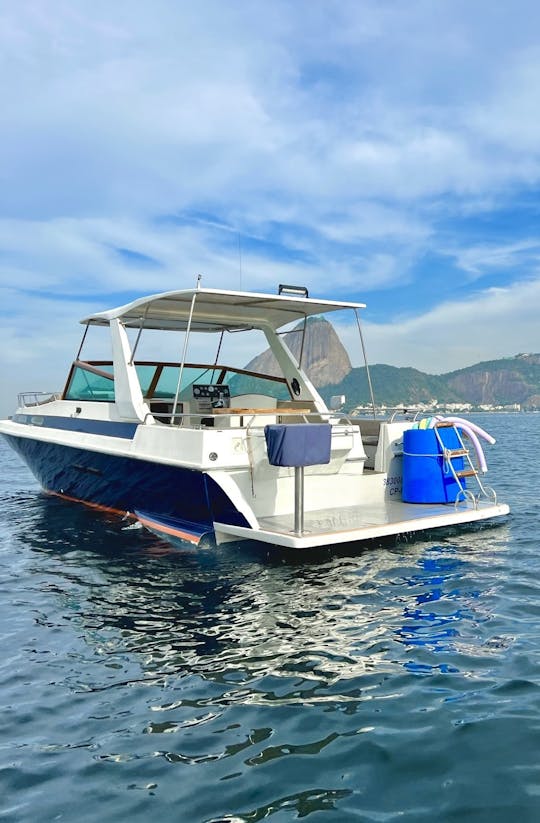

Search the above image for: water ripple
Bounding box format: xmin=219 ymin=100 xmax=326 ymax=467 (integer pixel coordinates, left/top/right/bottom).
xmin=1 ymin=417 xmax=540 ymax=821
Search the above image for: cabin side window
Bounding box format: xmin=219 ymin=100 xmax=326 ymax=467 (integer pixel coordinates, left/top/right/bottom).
xmin=64 ymin=363 xmax=115 ymax=402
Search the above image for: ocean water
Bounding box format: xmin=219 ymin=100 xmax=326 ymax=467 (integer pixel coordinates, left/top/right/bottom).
xmin=1 ymin=414 xmax=539 ymax=822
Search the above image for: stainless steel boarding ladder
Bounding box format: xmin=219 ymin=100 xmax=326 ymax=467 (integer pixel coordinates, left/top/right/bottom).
xmin=433 ymin=422 xmax=497 ymax=507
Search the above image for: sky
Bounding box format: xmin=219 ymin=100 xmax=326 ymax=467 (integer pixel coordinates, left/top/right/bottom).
xmin=1 ymin=0 xmax=540 ymax=416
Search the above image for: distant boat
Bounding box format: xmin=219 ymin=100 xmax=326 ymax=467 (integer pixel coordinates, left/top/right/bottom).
xmin=0 ymin=283 xmax=509 ymax=549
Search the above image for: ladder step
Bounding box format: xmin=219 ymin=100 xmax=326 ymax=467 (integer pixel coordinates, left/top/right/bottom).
xmin=447 ymin=448 xmax=468 ymax=457
xmin=435 ymin=421 xmax=455 ymax=427
xmin=455 ymin=469 xmax=477 ymax=478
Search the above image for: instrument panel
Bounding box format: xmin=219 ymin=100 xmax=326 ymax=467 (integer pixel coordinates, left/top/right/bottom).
xmin=192 ymin=384 xmax=230 ymax=409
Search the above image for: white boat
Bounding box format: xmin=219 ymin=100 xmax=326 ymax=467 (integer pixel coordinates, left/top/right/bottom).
xmin=0 ymin=283 xmax=509 ymax=549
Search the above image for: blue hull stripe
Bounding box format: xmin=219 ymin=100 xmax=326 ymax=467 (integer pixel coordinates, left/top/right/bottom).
xmin=12 ymin=414 xmax=137 ymax=439
xmin=2 ymin=433 xmax=250 ymax=538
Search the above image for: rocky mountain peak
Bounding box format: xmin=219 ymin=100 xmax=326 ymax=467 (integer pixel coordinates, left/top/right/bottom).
xmin=245 ymin=317 xmax=353 ymax=387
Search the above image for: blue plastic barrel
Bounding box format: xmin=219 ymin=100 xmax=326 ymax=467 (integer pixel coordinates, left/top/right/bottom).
xmin=402 ymin=428 xmax=465 ymax=504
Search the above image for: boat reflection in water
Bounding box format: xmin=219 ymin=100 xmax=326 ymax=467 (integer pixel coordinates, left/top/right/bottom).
xmin=23 ymin=493 xmax=511 ymax=697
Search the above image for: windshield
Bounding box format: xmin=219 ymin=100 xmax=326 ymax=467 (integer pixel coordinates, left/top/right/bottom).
xmin=64 ymin=361 xmax=290 ymax=403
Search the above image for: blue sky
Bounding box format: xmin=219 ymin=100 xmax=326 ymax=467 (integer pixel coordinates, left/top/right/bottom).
xmin=1 ymin=0 xmax=540 ymax=415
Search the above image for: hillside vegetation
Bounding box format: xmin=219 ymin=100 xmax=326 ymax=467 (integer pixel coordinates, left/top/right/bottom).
xmin=242 ymin=318 xmax=540 ymax=409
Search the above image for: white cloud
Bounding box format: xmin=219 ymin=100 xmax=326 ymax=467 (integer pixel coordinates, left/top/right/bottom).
xmin=2 ymin=0 xmax=540 ymax=224
xmin=362 ymin=276 xmax=540 ymax=373
xmin=2 ymin=1 xmax=540 ymax=417
xmin=447 ymin=239 xmax=540 ymax=278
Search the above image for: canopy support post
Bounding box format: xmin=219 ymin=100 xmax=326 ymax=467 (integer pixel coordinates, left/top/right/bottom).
xmin=294 ymin=466 xmax=305 ymax=536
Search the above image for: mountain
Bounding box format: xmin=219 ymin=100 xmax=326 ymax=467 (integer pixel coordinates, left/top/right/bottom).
xmin=322 ymin=354 xmax=540 ymax=409
xmin=320 ymin=363 xmax=461 ymax=407
xmin=444 ymin=354 xmax=540 ymax=405
xmin=241 ymin=318 xmax=540 ymax=408
xmin=244 ymin=316 xmax=352 ymax=386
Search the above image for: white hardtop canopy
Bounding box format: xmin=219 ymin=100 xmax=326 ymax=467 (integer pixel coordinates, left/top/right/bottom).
xmin=80 ymin=287 xmax=366 ymax=332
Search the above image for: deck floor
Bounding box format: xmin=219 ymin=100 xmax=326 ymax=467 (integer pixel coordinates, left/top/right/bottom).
xmin=257 ymin=499 xmax=475 ymax=536
xmin=215 ymin=497 xmax=509 ymax=548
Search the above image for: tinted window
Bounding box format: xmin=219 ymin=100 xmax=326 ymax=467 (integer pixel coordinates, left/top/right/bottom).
xmin=65 ymin=365 xmax=115 ymax=402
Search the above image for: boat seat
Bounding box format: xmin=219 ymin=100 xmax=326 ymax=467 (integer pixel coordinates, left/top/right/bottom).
xmin=212 ymin=407 xmax=312 ymax=428
xmin=276 ymin=399 xmax=320 ymax=422
xmin=230 ymin=394 xmax=278 ymax=408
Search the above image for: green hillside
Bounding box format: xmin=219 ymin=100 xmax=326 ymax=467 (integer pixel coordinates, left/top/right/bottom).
xmin=320 ymin=354 xmax=540 ymax=409
xmin=240 ymin=315 xmax=540 ymax=408
xmin=320 ymin=364 xmax=460 ymax=408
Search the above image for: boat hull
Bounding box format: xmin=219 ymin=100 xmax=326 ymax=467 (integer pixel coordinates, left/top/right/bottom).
xmin=2 ymin=432 xmax=249 ymax=543
xmin=1 ymin=423 xmax=510 ymax=551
